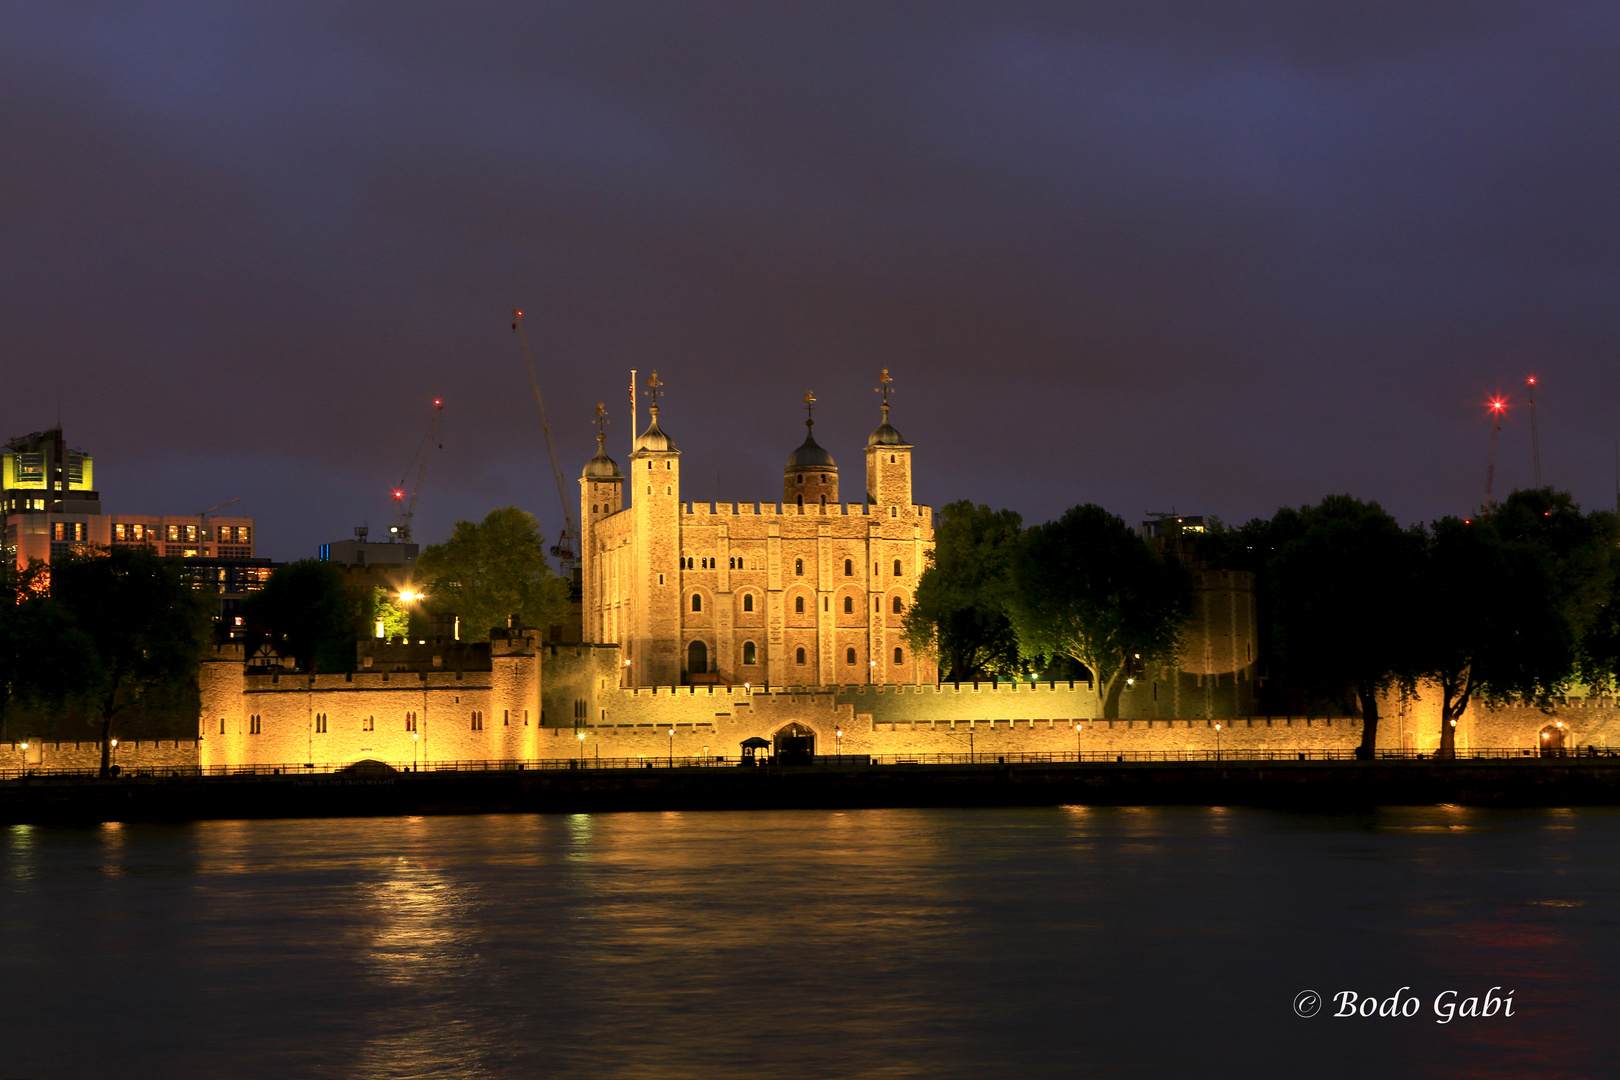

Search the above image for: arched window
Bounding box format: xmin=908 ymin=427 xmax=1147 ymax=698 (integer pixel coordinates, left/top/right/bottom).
xmin=743 ymin=641 xmax=757 ymax=665
xmin=795 ymin=646 xmax=806 ymax=665
xmin=819 ymin=495 xmax=826 ymax=505
xmin=894 ymin=647 xmax=904 ymax=664
xmin=890 ymin=454 xmax=896 ymax=463
xmin=893 ymin=559 xmax=902 ymax=576
xmin=893 ymin=596 xmax=903 ymax=614
xmin=692 ymin=594 xmax=702 ymax=612
xmin=794 ymin=596 xmax=805 ymax=614
xmin=795 ymin=558 xmax=803 ymax=575
xmin=797 ymin=474 xmax=804 ymax=484
xmin=874 ymin=597 xmax=881 ymax=612
xmin=844 ymin=558 xmax=853 ymax=575
xmin=797 ymin=495 xmax=803 ymax=507
xmin=688 ymin=640 xmax=708 ymax=674
xmin=591 ymin=504 xmax=598 ymax=513
xmin=843 ymin=596 xmax=853 ymax=614
xmin=743 ymin=593 xmax=754 ymax=612
xmin=846 ymin=647 xmax=856 ymax=664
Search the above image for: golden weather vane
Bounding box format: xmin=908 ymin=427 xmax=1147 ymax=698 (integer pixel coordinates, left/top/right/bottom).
xmin=594 ymin=402 xmax=608 ymax=439
xmin=646 ymin=370 xmax=663 ymax=409
xmin=803 ymin=390 xmax=816 ymax=420
xmin=876 ymin=368 xmax=894 ymax=409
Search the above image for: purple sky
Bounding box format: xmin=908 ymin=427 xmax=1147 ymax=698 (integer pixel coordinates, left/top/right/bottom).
xmin=5 ymin=2 xmax=1619 ymax=561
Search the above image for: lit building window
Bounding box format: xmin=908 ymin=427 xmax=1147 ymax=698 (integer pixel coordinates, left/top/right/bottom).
xmin=742 ymin=641 xmax=756 ymax=665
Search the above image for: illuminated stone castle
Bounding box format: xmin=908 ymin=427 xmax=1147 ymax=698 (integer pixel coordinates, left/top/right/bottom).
xmin=579 ymin=371 xmax=940 ymax=689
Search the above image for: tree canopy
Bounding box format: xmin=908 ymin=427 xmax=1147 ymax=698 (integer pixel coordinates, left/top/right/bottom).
xmin=903 ymin=500 xmax=1025 ymax=681
xmin=1006 ymin=504 xmax=1191 ymax=718
xmin=414 ymin=506 xmax=571 ymax=640
xmin=242 ymin=559 xmax=366 ymax=672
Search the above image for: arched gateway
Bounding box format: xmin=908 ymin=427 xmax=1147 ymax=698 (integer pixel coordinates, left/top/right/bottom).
xmin=773 ymin=722 xmax=816 ymax=765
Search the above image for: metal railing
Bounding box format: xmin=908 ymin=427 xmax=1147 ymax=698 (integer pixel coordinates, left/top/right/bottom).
xmin=1 ymin=746 xmax=1613 ymax=782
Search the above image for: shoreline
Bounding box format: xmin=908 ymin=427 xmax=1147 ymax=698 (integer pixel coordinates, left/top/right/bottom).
xmin=3 ymin=758 xmax=1620 ymax=823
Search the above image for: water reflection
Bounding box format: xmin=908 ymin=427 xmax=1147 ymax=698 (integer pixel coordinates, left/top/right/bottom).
xmin=1 ymin=808 xmax=1618 ymax=1079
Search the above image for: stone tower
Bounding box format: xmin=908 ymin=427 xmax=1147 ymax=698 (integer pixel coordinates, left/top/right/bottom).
xmin=865 ymin=369 xmax=912 ymax=509
xmin=629 ymin=373 xmax=682 ymax=686
xmin=579 ymin=404 xmax=622 ymax=645
xmin=783 ymin=391 xmax=838 ymax=508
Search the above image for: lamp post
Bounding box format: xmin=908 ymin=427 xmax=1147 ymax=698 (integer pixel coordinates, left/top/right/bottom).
xmin=578 ymin=729 xmax=587 ymax=764
xmin=110 ymin=737 xmax=119 ymax=774
xmin=668 ymin=727 xmax=675 ymax=766
xmin=1214 ymin=723 xmax=1222 ymax=760
xmin=1074 ymin=721 xmax=1083 ymax=760
xmin=869 ymin=659 xmax=876 ymax=686
xmin=835 ymin=727 xmax=843 ymax=758
xmin=412 ymin=731 xmax=419 ymax=769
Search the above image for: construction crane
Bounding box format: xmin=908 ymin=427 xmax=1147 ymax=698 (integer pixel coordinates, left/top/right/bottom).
xmin=511 ymin=310 xmax=578 ymax=570
xmin=390 ymin=398 xmax=443 ymax=543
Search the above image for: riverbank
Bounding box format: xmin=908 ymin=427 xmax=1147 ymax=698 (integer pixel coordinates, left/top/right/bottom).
xmin=3 ymin=757 xmax=1620 ymax=822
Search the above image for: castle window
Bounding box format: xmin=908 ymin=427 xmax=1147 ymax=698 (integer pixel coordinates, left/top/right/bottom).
xmin=890 ymin=454 xmax=896 ymax=464
xmin=743 ymin=641 xmax=757 ymax=664
xmin=659 ymin=574 xmax=664 ymax=585
xmin=894 ymin=559 xmax=902 ymax=576
xmin=844 ymin=558 xmax=853 ymax=575
xmin=471 ymin=711 xmax=483 ymax=731
xmin=363 ymin=716 xmax=375 ymax=731
xmin=796 ymin=495 xmax=803 ymax=507
xmin=821 ymin=474 xmax=827 ymax=482
xmin=315 ymin=714 xmax=327 ymax=734
xmin=649 ymin=461 xmax=654 ymax=469
xmin=893 ymin=596 xmax=903 ymax=614
xmin=843 ymin=596 xmax=853 ymax=614
xmin=819 ymin=495 xmax=825 ymax=505
xmin=249 ymin=715 xmax=261 ymax=735
xmin=795 ymin=647 xmax=806 ymax=665
xmin=795 ymin=597 xmax=804 ymax=614
xmin=743 ymin=593 xmax=754 ymax=612
xmin=894 ymin=647 xmax=904 ymax=664
xmin=406 ymin=712 xmax=417 ymax=732
xmin=219 ymin=717 xmax=226 ymax=734
xmin=504 ymin=709 xmax=510 ymax=726
xmin=846 ymin=647 xmax=856 ymax=664
xmin=665 ymin=461 xmax=670 ymax=470
xmin=875 ymin=597 xmax=881 ymax=612
xmin=890 ymin=507 xmax=897 ymax=518
xmin=692 ymin=594 xmax=702 ymax=612
xmin=795 ymin=558 xmax=803 ymax=575
xmin=592 ymin=504 xmax=598 ymax=513
xmin=797 ymin=474 xmax=804 ymax=484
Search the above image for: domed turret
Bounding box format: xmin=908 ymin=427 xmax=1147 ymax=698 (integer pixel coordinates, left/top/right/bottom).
xmin=634 ymin=370 xmax=677 ymax=452
xmin=784 ymin=391 xmax=838 ymax=508
xmin=864 ymin=368 xmax=913 ymax=507
xmin=582 ymin=431 xmax=621 ymax=479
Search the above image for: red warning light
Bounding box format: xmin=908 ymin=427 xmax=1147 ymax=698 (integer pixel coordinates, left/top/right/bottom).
xmin=393 ymin=489 xmax=404 ymax=500
xmin=433 ymin=398 xmax=442 ymax=407
xmin=1488 ymin=397 xmax=1507 ymax=414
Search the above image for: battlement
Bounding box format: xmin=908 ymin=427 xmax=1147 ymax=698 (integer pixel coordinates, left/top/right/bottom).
xmin=680 ymin=502 xmax=928 ymax=519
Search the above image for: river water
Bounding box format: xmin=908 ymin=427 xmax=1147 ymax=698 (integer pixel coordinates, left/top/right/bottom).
xmin=1 ymin=806 xmax=1616 ymax=1079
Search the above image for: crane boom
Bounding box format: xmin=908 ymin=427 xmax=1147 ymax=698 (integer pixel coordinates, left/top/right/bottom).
xmin=511 ymin=310 xmax=579 ymax=569
xmin=391 ymin=398 xmax=443 ymax=543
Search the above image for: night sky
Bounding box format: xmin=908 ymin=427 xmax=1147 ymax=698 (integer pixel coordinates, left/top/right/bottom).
xmin=6 ymin=3 xmax=1619 ymax=562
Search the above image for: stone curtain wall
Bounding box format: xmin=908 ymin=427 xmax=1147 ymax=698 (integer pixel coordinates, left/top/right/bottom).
xmin=0 ymin=740 xmax=200 ymax=772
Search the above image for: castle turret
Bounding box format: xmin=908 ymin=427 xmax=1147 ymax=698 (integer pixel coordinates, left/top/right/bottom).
xmin=864 ymin=369 xmax=912 ymax=509
xmin=783 ymin=391 xmax=838 ymax=509
xmin=580 ymin=404 xmax=623 ymax=644
xmin=629 ymin=372 xmax=681 ymax=685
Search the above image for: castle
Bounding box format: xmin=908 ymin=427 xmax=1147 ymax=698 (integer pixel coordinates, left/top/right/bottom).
xmin=4 ymin=373 xmax=1605 ymax=775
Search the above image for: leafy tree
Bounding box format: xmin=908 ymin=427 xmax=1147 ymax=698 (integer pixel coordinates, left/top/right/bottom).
xmin=1265 ymin=496 xmax=1425 ymax=759
xmin=414 ymin=507 xmax=570 ymax=640
xmin=242 ymin=559 xmax=366 ymax=672
xmin=47 ymin=547 xmax=214 ymax=776
xmin=1006 ymin=504 xmax=1191 ymax=718
xmin=903 ymin=500 xmax=1025 ymax=681
xmin=0 ymin=560 xmax=92 ymax=742
xmin=1491 ymin=489 xmax=1618 ymax=661
xmin=371 ymin=587 xmax=411 ymax=642
xmin=1416 ymin=515 xmax=1572 ymax=757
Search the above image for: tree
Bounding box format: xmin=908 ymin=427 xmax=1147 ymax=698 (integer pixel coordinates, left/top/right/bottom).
xmin=371 ymin=587 xmax=411 ymax=642
xmin=1266 ymin=496 xmax=1424 ymax=759
xmin=242 ymin=560 xmax=366 ymax=672
xmin=414 ymin=507 xmax=571 ymax=640
xmin=1006 ymin=504 xmax=1191 ymax=718
xmin=0 ymin=560 xmax=94 ymax=743
xmin=47 ymin=547 xmax=214 ymax=776
xmin=903 ymin=500 xmax=1025 ymax=681
xmin=1415 ymin=515 xmax=1572 ymax=757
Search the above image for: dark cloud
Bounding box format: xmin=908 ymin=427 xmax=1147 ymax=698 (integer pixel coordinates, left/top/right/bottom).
xmin=3 ymin=2 xmax=1619 ymax=559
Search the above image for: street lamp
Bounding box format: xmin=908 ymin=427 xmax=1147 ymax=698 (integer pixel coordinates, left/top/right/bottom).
xmin=1074 ymin=721 xmax=1083 ymax=760
xmin=668 ymin=727 xmax=675 ymax=766
xmin=578 ymin=729 xmax=587 ymax=764
xmin=869 ymin=659 xmax=876 ymax=686
xmin=835 ymin=727 xmax=843 ymax=757
xmin=1214 ymin=722 xmax=1222 ymax=760
xmin=412 ymin=731 xmax=419 ymax=769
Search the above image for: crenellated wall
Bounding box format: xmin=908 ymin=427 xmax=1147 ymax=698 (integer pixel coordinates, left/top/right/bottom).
xmin=0 ymin=740 xmax=199 ymax=772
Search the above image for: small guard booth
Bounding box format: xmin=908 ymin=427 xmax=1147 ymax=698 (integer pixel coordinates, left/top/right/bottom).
xmin=739 ymin=736 xmax=771 ymax=766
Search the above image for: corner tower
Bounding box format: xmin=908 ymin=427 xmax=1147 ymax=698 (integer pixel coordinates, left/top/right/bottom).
xmin=783 ymin=391 xmax=838 ymax=508
xmin=629 ymin=372 xmax=682 ymax=685
xmin=864 ymin=369 xmax=912 ymax=508
xmin=579 ymin=404 xmax=622 ymax=644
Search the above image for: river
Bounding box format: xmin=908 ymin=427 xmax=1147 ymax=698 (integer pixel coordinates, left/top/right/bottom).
xmin=2 ymin=806 xmax=1616 ymax=1078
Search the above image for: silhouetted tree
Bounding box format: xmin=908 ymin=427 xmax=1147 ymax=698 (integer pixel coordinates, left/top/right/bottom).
xmin=1007 ymin=504 xmax=1191 ymax=718
xmin=48 ymin=547 xmax=213 ymax=776
xmin=242 ymin=559 xmax=365 ymax=672
xmin=903 ymin=500 xmax=1026 ymax=681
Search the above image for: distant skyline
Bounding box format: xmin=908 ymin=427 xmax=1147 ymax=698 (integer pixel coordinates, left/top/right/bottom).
xmin=5 ymin=3 xmax=1620 ymax=561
